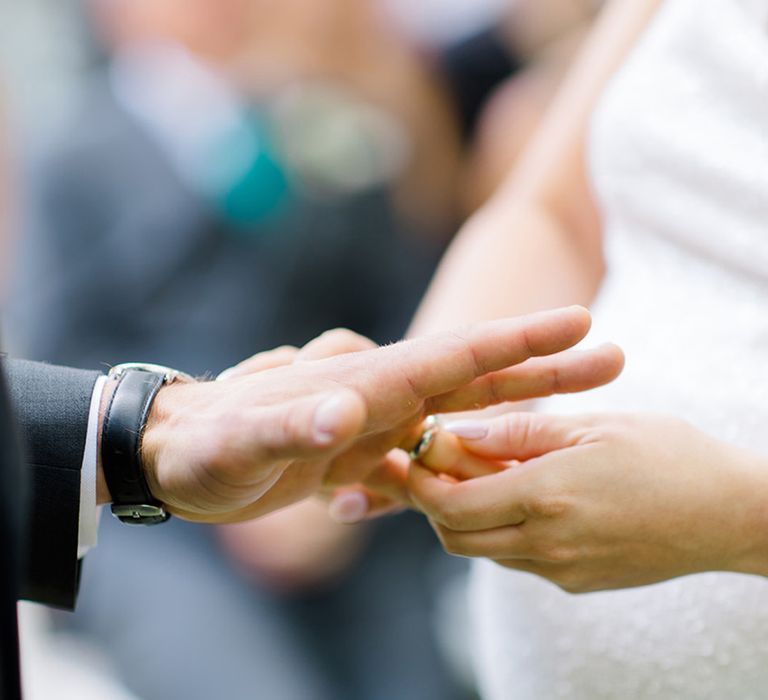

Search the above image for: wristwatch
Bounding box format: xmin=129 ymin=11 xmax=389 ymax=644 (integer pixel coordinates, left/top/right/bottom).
xmin=101 ymin=362 xmax=193 ymax=525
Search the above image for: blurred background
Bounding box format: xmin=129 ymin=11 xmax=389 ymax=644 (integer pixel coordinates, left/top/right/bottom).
xmin=1 ymin=0 xmax=599 ymax=697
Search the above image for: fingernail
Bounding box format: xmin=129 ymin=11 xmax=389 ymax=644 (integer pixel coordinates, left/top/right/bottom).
xmin=313 ymin=394 xmax=348 ymax=445
xmin=443 ymin=419 xmax=489 ymax=440
xmin=216 ymin=368 xmax=234 ymax=382
xmin=329 ymin=492 xmax=369 ymax=523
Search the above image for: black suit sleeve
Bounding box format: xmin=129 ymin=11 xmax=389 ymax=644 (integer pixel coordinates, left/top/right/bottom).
xmin=2 ymin=358 xmax=102 ymax=609
xmin=0 ymin=365 xmax=23 ymax=699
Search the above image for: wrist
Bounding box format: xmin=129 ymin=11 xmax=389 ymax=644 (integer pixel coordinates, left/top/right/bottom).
xmin=139 ymin=377 xmax=197 ymax=505
xmin=99 ymin=363 xmax=195 ymax=523
xmin=725 ymin=449 xmax=768 ymax=578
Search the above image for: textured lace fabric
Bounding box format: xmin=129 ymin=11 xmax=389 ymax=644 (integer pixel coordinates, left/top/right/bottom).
xmin=470 ymin=1 xmax=768 ymax=698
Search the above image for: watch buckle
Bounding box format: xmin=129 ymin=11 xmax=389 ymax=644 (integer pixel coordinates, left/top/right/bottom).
xmin=111 ymin=503 xmax=168 ymax=524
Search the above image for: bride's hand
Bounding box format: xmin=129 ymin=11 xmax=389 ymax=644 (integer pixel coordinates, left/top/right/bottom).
xmin=408 ymin=413 xmax=768 ymax=592
xmin=326 ymin=341 xmax=625 ymax=522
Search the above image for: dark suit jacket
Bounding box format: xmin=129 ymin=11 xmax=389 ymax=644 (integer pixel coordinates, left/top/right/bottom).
xmin=0 ymin=358 xmax=100 ymax=699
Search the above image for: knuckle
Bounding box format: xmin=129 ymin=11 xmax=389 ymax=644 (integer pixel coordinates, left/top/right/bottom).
xmin=520 ymin=326 xmax=535 ymax=358
xmin=484 ymin=374 xmax=502 ymax=406
xmin=436 ymin=500 xmax=467 ymax=530
xmin=398 ymin=365 xmax=424 ymax=405
xmin=324 ymin=328 xmax=354 ymax=342
xmin=541 ymin=544 xmax=575 ymax=565
xmin=323 ymin=328 xmax=372 ymax=351
xmin=274 ymin=345 xmax=299 ymax=357
xmin=450 ymin=329 xmax=489 ymax=376
xmin=275 ymin=406 xmax=295 ymax=443
xmin=524 ymin=492 xmax=570 ymax=519
xmin=407 ymin=483 xmax=435 ymax=516
xmin=321 ymin=327 xmax=349 ymax=339
xmin=435 ymin=526 xmax=477 ymax=558
xmin=435 ymin=528 xmax=462 ymax=556
xmin=417 ymin=491 xmax=460 ymax=528
xmin=504 ymin=412 xmax=531 ymax=449
xmin=549 ymin=364 xmax=563 ymax=393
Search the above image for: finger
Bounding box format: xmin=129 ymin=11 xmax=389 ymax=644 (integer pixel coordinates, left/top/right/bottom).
xmin=328 ymin=487 xmax=405 ymax=523
xmin=327 ymin=489 xmax=371 ymax=523
xmin=297 ymin=328 xmax=377 ymax=362
xmin=442 ymin=412 xmax=594 ymax=462
xmin=433 ymin=522 xmax=532 ymax=559
xmin=218 ymin=346 xmax=299 ymax=380
xmin=373 ymin=306 xmax=592 ymax=402
xmin=323 ymin=425 xmax=414 ymax=485
xmin=414 ymin=429 xmax=508 ymax=480
xmin=427 ymin=343 xmax=624 ymax=413
xmin=362 ymin=449 xmax=413 ymax=505
xmin=327 ymin=449 xmax=413 ymax=522
xmin=234 ymin=389 xmax=367 ymax=464
xmin=408 ymin=462 xmax=527 ymax=531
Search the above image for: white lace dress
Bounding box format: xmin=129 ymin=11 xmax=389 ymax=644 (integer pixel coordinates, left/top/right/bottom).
xmin=470 ymin=1 xmax=768 ymax=697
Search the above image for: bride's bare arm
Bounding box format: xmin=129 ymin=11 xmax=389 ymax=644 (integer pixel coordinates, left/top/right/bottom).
xmin=410 ymin=0 xmax=663 ymax=335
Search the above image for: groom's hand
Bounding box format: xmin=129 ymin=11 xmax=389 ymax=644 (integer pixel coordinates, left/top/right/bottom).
xmin=134 ymin=306 xmax=620 ymax=523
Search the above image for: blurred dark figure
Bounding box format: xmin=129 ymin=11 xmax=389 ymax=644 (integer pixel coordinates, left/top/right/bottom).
xmin=449 ymin=0 xmax=600 ymax=211
xmin=5 ymin=1 xmax=473 ymax=699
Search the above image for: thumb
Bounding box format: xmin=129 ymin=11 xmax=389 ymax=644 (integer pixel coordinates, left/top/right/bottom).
xmin=243 ymin=389 xmax=367 ymax=463
xmin=443 ymin=412 xmax=586 ymax=462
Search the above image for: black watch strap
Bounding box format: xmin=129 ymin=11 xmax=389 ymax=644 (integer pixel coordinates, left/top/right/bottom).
xmin=101 ymin=369 xmax=170 ymax=525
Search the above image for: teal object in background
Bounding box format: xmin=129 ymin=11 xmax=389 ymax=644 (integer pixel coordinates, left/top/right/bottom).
xmin=202 ymin=111 xmax=292 ymax=231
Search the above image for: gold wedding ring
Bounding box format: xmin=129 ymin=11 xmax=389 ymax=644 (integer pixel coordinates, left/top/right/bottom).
xmin=408 ymin=415 xmax=441 ymax=462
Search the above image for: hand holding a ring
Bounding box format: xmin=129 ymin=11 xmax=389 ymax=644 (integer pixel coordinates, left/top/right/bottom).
xmin=248 ymin=305 xmax=623 ymax=519
xmin=404 ymin=412 xmax=768 ymax=592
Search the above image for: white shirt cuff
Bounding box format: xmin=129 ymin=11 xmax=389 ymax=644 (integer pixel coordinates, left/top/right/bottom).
xmin=77 ymin=375 xmax=105 ymax=559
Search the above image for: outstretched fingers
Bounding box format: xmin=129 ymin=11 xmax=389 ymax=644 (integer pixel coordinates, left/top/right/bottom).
xmin=373 ymin=306 xmax=593 ymax=405
xmin=428 ymin=343 xmax=624 ymax=413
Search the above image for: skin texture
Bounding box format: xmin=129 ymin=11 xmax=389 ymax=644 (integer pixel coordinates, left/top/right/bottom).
xmin=328 ymin=0 xmax=768 ymax=591
xmin=215 ymin=334 xmax=372 ymax=593
xmin=409 ymin=0 xmax=663 ymax=335
xmin=408 ymin=413 xmax=768 ymax=592
xmin=329 ymin=0 xmax=663 ymax=523
xmin=123 ymin=307 xmax=624 ymax=524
